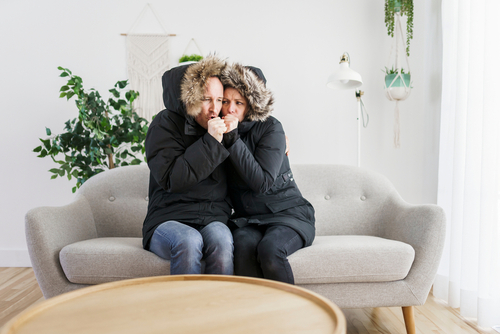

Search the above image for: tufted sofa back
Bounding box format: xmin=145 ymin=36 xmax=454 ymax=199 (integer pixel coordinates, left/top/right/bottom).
xmin=291 ymin=164 xmax=402 ymax=236
xmin=77 ymin=164 xmax=149 ymax=238
xmin=76 ymin=164 xmax=403 ymax=238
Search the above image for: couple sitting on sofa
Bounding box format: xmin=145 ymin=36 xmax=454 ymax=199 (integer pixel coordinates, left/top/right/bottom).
xmin=142 ymin=56 xmax=315 ymax=284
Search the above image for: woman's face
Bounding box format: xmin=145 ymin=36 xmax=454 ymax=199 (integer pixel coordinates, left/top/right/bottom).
xmin=222 ymin=87 xmax=248 ymax=122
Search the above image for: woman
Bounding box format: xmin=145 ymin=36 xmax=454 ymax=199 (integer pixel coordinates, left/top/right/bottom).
xmin=220 ymin=64 xmax=315 ymax=284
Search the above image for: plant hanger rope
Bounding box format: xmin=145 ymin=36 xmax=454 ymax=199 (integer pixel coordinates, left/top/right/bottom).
xmin=182 ymin=38 xmax=204 ymax=57
xmin=127 ymin=3 xmax=169 ymax=35
xmin=385 ymin=8 xmax=412 ymax=148
xmin=385 ymin=11 xmax=412 ymax=99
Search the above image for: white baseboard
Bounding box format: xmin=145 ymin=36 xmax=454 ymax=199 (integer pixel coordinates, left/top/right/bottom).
xmin=0 ymin=249 xmax=32 ymax=267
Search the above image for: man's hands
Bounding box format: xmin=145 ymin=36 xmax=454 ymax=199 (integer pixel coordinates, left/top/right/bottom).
xmin=223 ymin=114 xmax=239 ymax=133
xmin=207 ymin=115 xmax=238 ymax=144
xmin=207 ymin=118 xmax=227 ymax=142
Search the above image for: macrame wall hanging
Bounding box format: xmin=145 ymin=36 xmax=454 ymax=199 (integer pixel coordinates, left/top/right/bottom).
xmin=123 ymin=4 xmax=175 ymax=121
xmin=384 ymin=1 xmax=413 ymax=148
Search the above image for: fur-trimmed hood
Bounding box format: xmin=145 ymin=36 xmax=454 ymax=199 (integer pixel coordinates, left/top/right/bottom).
xmin=220 ymin=63 xmax=274 ymax=122
xmin=179 ymin=56 xmax=227 ymax=118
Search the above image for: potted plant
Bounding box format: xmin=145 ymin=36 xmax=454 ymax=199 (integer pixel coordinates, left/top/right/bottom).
xmin=33 ymin=67 xmax=149 ymax=193
xmin=384 ymin=0 xmax=413 ymax=56
xmin=383 ymin=66 xmax=411 ymax=88
xmin=383 ymin=66 xmax=411 ymax=101
xmin=179 ymin=54 xmax=203 ymax=63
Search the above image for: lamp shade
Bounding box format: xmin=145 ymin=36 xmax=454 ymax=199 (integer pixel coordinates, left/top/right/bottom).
xmin=327 ymin=58 xmax=363 ymax=90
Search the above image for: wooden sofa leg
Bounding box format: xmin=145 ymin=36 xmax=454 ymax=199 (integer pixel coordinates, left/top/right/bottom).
xmin=402 ymin=306 xmax=416 ymax=334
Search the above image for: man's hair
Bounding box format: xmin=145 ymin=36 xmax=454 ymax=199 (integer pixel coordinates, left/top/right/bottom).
xmin=180 ymin=56 xmax=226 ymax=117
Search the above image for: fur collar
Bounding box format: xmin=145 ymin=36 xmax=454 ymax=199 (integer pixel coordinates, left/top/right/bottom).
xmin=221 ymin=63 xmax=274 ymax=122
xmin=180 ymin=56 xmax=227 ymax=118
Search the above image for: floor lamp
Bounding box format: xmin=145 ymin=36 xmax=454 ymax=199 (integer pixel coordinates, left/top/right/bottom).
xmin=326 ymin=52 xmax=366 ymax=167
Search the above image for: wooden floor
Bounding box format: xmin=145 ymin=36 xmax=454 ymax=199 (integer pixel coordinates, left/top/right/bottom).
xmin=0 ymin=267 xmax=497 ymax=333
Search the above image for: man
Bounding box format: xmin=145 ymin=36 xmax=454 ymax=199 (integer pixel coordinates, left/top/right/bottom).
xmin=142 ymin=56 xmax=233 ymax=275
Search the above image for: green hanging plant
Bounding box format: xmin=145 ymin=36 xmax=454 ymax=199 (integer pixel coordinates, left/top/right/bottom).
xmin=384 ymin=0 xmax=414 ymax=57
xmin=33 ymin=67 xmax=149 ymax=193
xmin=382 ymin=66 xmax=411 ymax=75
xmin=179 ymin=54 xmax=203 ymax=63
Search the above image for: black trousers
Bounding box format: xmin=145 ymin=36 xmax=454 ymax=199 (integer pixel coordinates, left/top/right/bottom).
xmin=232 ymin=224 xmax=304 ymax=284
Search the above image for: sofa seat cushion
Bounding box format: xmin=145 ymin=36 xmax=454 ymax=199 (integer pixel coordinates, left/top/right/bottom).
xmin=60 ymin=237 xmax=170 ymax=284
xmin=289 ymin=235 xmax=415 ymax=284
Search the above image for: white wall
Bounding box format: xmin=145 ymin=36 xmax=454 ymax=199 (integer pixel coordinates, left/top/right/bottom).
xmin=0 ymin=0 xmax=442 ymax=266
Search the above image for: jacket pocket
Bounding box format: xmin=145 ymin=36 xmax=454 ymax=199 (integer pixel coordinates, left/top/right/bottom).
xmin=265 ymin=197 xmax=308 ymax=213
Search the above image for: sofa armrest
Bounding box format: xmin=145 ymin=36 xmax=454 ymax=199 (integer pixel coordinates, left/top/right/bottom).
xmin=25 ymin=195 xmax=98 ymax=298
xmin=381 ymin=200 xmax=446 ymax=304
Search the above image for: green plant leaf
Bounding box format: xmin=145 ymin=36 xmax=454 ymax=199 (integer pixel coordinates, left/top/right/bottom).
xmin=38 ymin=149 xmax=48 ymax=158
xmin=116 ymin=80 xmax=127 ymax=89
xmin=51 ymin=174 xmax=58 ymax=179
xmin=131 ymin=158 xmax=141 ymax=165
xmin=72 ymin=186 xmax=77 ymax=193
xmin=109 ymin=88 xmax=120 ymax=98
xmin=41 ymin=67 xmax=149 ymax=192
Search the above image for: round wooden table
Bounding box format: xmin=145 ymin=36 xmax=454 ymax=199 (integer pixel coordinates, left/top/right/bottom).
xmin=2 ymin=275 xmax=346 ymax=334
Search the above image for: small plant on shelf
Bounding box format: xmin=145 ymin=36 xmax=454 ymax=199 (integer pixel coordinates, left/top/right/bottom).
xmin=179 ymin=54 xmax=203 ymax=63
xmin=33 ymin=67 xmax=149 ymax=193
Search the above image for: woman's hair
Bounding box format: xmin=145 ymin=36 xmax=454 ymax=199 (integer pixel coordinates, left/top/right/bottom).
xmin=221 ymin=63 xmax=274 ymax=122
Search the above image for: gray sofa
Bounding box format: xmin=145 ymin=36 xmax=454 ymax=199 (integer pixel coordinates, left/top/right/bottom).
xmin=26 ymin=164 xmax=445 ymax=333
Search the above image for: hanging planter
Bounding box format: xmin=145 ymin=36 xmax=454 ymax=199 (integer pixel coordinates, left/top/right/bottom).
xmin=384 ymin=67 xmax=412 ymax=101
xmin=179 ymin=54 xmax=203 ymax=63
xmin=384 ymin=0 xmax=413 ymax=148
xmin=178 ymin=38 xmax=204 ymax=64
xmin=385 ymin=0 xmax=413 ymax=57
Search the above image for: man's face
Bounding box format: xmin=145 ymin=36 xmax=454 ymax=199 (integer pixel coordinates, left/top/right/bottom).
xmin=194 ymin=77 xmax=224 ymax=129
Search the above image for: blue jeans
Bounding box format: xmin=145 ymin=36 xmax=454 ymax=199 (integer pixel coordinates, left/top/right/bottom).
xmin=149 ymin=221 xmax=233 ymax=275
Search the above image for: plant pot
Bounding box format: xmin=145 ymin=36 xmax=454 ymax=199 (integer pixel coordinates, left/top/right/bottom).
xmin=385 ymin=73 xmax=411 ymax=88
xmin=385 ymin=74 xmax=411 ymax=100
xmin=393 ymin=0 xmax=402 ymax=12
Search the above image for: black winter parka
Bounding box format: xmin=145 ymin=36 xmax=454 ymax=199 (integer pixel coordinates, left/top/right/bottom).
xmin=226 ymin=118 xmax=316 ymax=247
xmin=142 ymin=63 xmax=231 ymax=249
xmin=220 ymin=63 xmax=315 ymax=247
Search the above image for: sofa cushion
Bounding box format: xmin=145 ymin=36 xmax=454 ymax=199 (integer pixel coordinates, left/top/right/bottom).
xmin=60 ymin=237 xmax=170 ymax=284
xmin=289 ymin=235 xmax=415 ymax=284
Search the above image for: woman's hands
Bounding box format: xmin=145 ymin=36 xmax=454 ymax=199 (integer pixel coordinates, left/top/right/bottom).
xmin=207 ymin=115 xmax=239 ymax=144
xmin=223 ymin=114 xmax=239 ymax=133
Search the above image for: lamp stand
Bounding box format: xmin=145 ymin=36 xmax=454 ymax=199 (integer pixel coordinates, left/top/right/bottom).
xmin=355 ymin=90 xmax=364 ymax=167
